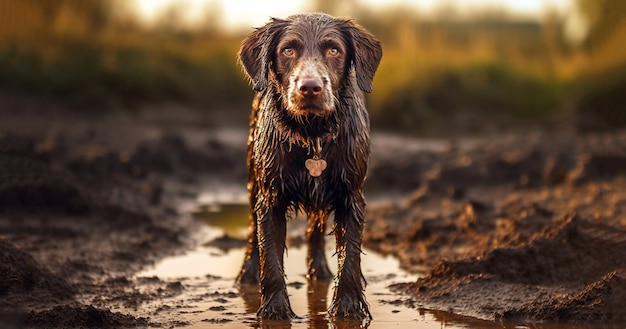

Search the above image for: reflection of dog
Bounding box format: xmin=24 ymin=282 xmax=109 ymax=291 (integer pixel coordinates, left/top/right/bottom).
xmin=236 ymin=13 xmax=382 ymax=320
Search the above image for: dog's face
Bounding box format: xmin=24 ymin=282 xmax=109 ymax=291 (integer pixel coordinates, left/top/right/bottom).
xmin=239 ymin=13 xmax=382 ymax=119
xmin=275 ymin=19 xmax=348 ymax=117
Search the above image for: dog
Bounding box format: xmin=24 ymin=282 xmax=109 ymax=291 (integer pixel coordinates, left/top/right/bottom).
xmin=235 ymin=13 xmax=382 ymax=320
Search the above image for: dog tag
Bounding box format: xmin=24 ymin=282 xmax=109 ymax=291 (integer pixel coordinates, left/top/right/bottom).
xmin=305 ymin=158 xmax=327 ymax=177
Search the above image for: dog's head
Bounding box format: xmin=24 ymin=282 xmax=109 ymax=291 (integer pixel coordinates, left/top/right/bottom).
xmin=238 ymin=13 xmax=382 ymax=119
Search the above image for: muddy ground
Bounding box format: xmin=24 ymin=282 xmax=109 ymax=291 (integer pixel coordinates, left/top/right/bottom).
xmin=1 ymin=91 xmax=626 ymax=328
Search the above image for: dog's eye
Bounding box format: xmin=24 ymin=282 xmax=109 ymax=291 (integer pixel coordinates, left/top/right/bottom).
xmin=282 ymin=48 xmax=295 ymax=57
xmin=327 ymin=47 xmax=339 ymax=57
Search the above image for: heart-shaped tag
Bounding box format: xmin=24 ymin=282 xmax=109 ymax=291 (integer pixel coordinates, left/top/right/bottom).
xmin=305 ymin=158 xmax=327 ymax=177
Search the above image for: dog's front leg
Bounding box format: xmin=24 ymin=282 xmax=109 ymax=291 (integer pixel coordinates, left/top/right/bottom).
xmin=256 ymin=205 xmax=296 ymax=320
xmin=329 ymin=192 xmax=371 ymax=320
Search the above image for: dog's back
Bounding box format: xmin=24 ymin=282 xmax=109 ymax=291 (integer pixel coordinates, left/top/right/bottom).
xmin=236 ymin=13 xmax=382 ymax=320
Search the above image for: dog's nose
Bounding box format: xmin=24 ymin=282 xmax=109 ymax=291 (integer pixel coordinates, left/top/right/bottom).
xmin=298 ymin=79 xmax=323 ymax=97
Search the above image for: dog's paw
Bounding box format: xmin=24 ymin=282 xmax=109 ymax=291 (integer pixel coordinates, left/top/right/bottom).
xmin=257 ymin=291 xmax=297 ymax=320
xmin=329 ymin=295 xmax=372 ymax=320
xmin=307 ymin=260 xmax=333 ymax=281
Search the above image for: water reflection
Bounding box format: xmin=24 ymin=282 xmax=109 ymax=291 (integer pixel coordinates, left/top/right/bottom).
xmin=136 ymin=197 xmax=423 ymax=328
xmin=192 ymin=201 xmax=416 ymax=329
xmin=241 ymin=281 xmax=372 ymax=329
xmin=235 ymin=255 xmax=391 ymax=329
xmin=306 ymin=280 xmax=332 ymax=324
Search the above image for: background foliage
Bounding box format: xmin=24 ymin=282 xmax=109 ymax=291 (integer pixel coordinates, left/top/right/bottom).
xmin=0 ymin=0 xmax=624 ymax=133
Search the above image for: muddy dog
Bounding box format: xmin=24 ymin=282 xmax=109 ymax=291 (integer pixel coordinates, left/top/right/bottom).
xmin=236 ymin=13 xmax=382 ymax=320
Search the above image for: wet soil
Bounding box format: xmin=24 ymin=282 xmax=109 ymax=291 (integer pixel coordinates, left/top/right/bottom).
xmin=365 ymin=130 xmax=626 ymax=323
xmin=1 ymin=91 xmax=626 ymax=328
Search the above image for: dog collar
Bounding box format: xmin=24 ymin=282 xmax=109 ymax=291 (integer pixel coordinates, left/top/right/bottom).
xmin=305 ymin=137 xmax=327 ymax=177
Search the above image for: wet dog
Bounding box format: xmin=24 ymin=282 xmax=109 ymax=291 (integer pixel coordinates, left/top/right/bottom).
xmin=236 ymin=13 xmax=382 ymax=320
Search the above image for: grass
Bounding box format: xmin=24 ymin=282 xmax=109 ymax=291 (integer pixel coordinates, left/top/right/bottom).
xmin=0 ymin=0 xmax=624 ymax=132
xmin=0 ymin=31 xmax=250 ymax=108
xmin=368 ymin=61 xmax=568 ymax=131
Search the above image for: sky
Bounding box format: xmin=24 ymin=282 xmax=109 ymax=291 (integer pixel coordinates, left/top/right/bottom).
xmin=132 ymin=0 xmax=574 ymax=30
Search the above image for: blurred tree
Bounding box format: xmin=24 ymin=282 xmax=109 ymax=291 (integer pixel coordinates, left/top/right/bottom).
xmin=28 ymin=0 xmax=115 ymax=32
xmin=575 ymin=0 xmax=626 ymax=50
xmin=154 ymin=4 xmax=186 ymax=33
xmin=68 ymin=0 xmax=110 ymax=31
xmin=573 ymin=0 xmax=626 ymax=131
xmin=310 ymin=0 xmax=360 ymax=16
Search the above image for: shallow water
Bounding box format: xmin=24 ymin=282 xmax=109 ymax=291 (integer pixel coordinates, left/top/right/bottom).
xmin=137 ymin=199 xmax=424 ymax=328
xmin=137 ymin=233 xmax=424 ymax=329
xmin=134 ymin=190 xmax=619 ymax=329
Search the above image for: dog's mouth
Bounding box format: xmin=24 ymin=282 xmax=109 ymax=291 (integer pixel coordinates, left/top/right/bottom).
xmin=287 ymin=87 xmax=335 ymax=118
xmin=290 ymin=101 xmax=333 ymax=117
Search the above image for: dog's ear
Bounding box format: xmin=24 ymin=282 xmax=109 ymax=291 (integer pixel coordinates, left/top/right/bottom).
xmin=238 ymin=18 xmax=287 ymax=92
xmin=346 ymin=22 xmax=383 ymax=93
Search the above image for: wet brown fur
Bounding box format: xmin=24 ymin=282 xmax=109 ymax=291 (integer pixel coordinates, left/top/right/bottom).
xmin=235 ymin=13 xmax=382 ymax=320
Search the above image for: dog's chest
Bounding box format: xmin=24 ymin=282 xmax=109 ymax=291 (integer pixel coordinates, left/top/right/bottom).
xmin=279 ymin=142 xmax=340 ymax=208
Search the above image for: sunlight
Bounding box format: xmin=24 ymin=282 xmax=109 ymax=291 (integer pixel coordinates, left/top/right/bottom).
xmin=359 ymin=0 xmax=571 ymax=17
xmin=218 ymin=0 xmax=305 ymax=29
xmin=131 ymin=0 xmax=573 ymax=30
xmin=132 ymin=0 xmax=306 ymax=29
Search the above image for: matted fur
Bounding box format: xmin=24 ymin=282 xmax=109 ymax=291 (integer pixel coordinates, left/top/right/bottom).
xmin=236 ymin=13 xmax=382 ymax=320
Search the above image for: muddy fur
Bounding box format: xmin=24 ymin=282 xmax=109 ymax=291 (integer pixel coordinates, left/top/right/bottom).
xmin=235 ymin=13 xmax=382 ymax=320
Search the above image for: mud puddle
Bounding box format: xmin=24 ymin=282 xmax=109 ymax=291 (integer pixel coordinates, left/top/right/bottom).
xmin=135 ymin=195 xmax=425 ymax=328
xmin=133 ymin=188 xmax=416 ymax=327
xmin=136 ymin=230 xmax=422 ymax=328
xmin=130 ymin=190 xmax=588 ymax=329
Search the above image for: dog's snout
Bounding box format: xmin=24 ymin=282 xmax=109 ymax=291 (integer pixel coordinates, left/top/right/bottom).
xmin=298 ymin=79 xmax=323 ymax=97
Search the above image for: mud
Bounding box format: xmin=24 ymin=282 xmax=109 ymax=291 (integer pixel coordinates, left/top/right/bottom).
xmin=1 ymin=91 xmax=626 ymax=328
xmin=365 ymin=130 xmax=626 ymax=323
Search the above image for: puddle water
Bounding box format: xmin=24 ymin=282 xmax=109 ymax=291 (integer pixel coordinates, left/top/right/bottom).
xmin=138 ymin=200 xmax=426 ymax=328
xmin=135 ymin=191 xmax=607 ymax=329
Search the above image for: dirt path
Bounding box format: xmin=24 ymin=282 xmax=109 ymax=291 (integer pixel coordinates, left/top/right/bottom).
xmin=1 ymin=93 xmax=626 ymax=328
